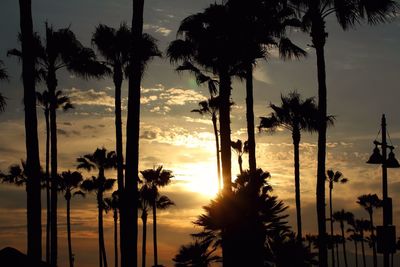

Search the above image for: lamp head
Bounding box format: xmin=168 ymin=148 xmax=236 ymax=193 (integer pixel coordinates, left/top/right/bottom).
xmin=387 ymin=148 xmax=400 ymax=168
xmin=367 ymin=144 xmax=383 ymax=164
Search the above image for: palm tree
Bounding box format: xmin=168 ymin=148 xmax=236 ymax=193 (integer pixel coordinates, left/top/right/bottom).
xmin=173 ymin=239 xmax=221 ymax=267
xmin=259 ymin=91 xmax=324 ymax=241
xmin=17 ymin=0 xmax=42 ymax=260
xmin=355 ymin=219 xmax=370 ymax=267
xmin=77 ymin=147 xmax=118 ymax=267
xmin=122 ymin=0 xmax=160 ymax=264
xmin=326 ymin=169 xmax=348 ymax=267
xmin=230 ymin=139 xmax=248 ymax=175
xmin=140 ymin=166 xmax=174 ymax=267
xmin=287 ymin=1 xmax=399 ymax=264
xmin=168 ymin=4 xmax=242 ymax=194
xmin=104 ymin=191 xmax=120 ymax=267
xmin=9 ymin=24 xmax=107 ymax=267
xmin=192 ymin=96 xmax=222 ymax=191
xmin=36 ymin=89 xmax=73 ymax=263
xmin=92 ymin=23 xmax=161 ymax=194
xmin=195 ymin=169 xmax=289 ymax=266
xmin=226 ymin=0 xmax=306 ymax=174
xmin=347 ymin=220 xmax=362 ymax=267
xmin=58 ymin=170 xmax=84 ymax=267
xmin=0 ymin=60 xmax=8 ymax=112
xmin=357 ymin=194 xmax=382 ymax=267
xmin=333 ymin=210 xmax=354 ymax=267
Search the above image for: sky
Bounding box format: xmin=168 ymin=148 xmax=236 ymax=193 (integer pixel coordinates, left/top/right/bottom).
xmin=0 ymin=0 xmax=400 ymax=266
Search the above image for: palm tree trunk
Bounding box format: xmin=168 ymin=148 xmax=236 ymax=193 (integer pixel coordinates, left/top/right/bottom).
xmin=152 ymin=200 xmax=158 ymax=267
xmin=66 ymin=195 xmax=73 ymax=267
xmin=360 ymin=232 xmax=366 ymax=267
xmin=245 ymin=63 xmax=256 ymax=173
xmin=336 ymin=240 xmax=340 ymax=267
xmin=212 ymin=114 xmax=222 ymax=191
xmin=114 ymin=65 xmax=124 ymax=267
xmin=340 ymin=222 xmax=348 ymax=267
xmin=311 ymin=15 xmax=328 ymax=267
xmin=122 ymin=0 xmax=144 ymax=266
xmin=48 ymin=68 xmax=58 ymax=267
xmin=354 ymin=240 xmax=358 ymax=267
xmin=238 ymin=155 xmax=243 ymax=175
xmin=219 ymin=69 xmax=232 ymax=194
xmin=98 ymin=194 xmax=103 ymax=267
xmin=114 ymin=209 xmax=118 ymax=267
xmin=18 ymin=0 xmax=42 ymax=261
xmin=98 ymin=193 xmax=108 ymax=267
xmin=141 ymin=210 xmax=147 ymax=267
xmin=329 ymin=184 xmax=335 ymax=267
xmin=293 ymin=128 xmax=302 ymax=241
xmin=369 ymin=212 xmax=377 ymax=267
xmin=45 ymin=108 xmax=51 ymax=264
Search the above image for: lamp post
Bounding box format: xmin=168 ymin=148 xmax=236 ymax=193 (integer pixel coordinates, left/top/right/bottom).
xmin=366 ymin=114 xmax=400 ymax=267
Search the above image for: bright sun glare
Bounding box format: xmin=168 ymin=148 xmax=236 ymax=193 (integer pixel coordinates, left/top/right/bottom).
xmin=176 ymin=162 xmax=220 ymax=197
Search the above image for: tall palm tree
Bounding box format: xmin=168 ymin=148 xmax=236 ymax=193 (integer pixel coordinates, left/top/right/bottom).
xmin=58 ymin=170 xmax=84 ymax=267
xmin=0 ymin=60 xmax=8 ymax=112
xmin=192 ymin=96 xmax=222 ymax=191
xmin=168 ymin=4 xmax=242 ymax=195
xmin=230 ymin=139 xmax=248 ymax=175
xmin=78 ymin=147 xmax=118 ymax=267
xmin=140 ymin=166 xmax=174 ymax=267
xmin=122 ymin=0 xmax=160 ymax=264
xmin=9 ymin=24 xmax=107 ymax=267
xmin=104 ymin=191 xmax=120 ymax=267
xmin=287 ymin=1 xmax=399 ymax=264
xmin=326 ymin=169 xmax=348 ymax=267
xmin=355 ymin=219 xmax=370 ymax=267
xmin=173 ymin=239 xmax=221 ymax=267
xmin=36 ymin=89 xmax=73 ymax=263
xmin=357 ymin=194 xmax=382 ymax=267
xmin=259 ymin=91 xmax=324 ymax=241
xmin=17 ymin=0 xmax=42 ymax=260
xmin=333 ymin=210 xmax=354 ymax=267
xmin=92 ymin=23 xmax=161 ymax=194
xmin=226 ymin=0 xmax=306 ymax=174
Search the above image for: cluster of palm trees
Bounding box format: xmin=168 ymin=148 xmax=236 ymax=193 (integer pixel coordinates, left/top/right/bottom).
xmin=5 ymin=0 xmax=399 ymax=266
xmin=0 ymin=148 xmax=175 ymax=267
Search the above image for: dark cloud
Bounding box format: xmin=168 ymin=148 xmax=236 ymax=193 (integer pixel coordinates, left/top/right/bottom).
xmin=83 ymin=125 xmax=96 ymax=130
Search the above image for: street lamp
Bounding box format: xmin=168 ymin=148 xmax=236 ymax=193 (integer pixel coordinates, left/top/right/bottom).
xmin=366 ymin=114 xmax=399 ymax=267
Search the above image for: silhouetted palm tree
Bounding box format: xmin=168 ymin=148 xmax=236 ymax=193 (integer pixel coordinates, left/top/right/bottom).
xmin=173 ymin=239 xmax=221 ymax=267
xmin=347 ymin=220 xmax=363 ymax=267
xmin=36 ymin=89 xmax=73 ymax=262
xmin=9 ymin=24 xmax=107 ymax=266
xmin=259 ymin=91 xmax=323 ymax=241
xmin=288 ymin=1 xmax=399 ymax=264
xmin=333 ymin=210 xmax=354 ymax=267
xmin=357 ymin=194 xmax=382 ymax=267
xmin=104 ymin=191 xmax=120 ymax=267
xmin=326 ymin=169 xmax=348 ymax=267
xmin=139 ymin=182 xmax=152 ymax=267
xmin=355 ymin=219 xmax=370 ymax=267
xmin=17 ymin=0 xmax=42 ymax=260
xmin=140 ymin=166 xmax=174 ymax=267
xmin=195 ymin=169 xmax=289 ymax=266
xmin=122 ymin=0 xmax=160 ymax=264
xmin=0 ymin=60 xmax=8 ymax=112
xmin=92 ymin=23 xmax=161 ymax=194
xmin=192 ymin=96 xmax=222 ymax=191
xmin=168 ymin=4 xmax=242 ymax=194
xmin=0 ymin=162 xmax=29 ymax=187
xmin=58 ymin=170 xmax=84 ymax=267
xmin=227 ymin=0 xmax=306 ymax=174
xmin=78 ymin=147 xmax=117 ymax=267
xmin=230 ymin=139 xmax=248 ymax=175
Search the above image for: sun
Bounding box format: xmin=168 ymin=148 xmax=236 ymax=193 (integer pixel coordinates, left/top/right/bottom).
xmin=175 ymin=161 xmax=220 ymax=197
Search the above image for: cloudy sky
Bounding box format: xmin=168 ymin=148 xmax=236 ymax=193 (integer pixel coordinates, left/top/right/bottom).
xmin=0 ymin=0 xmax=400 ymax=266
